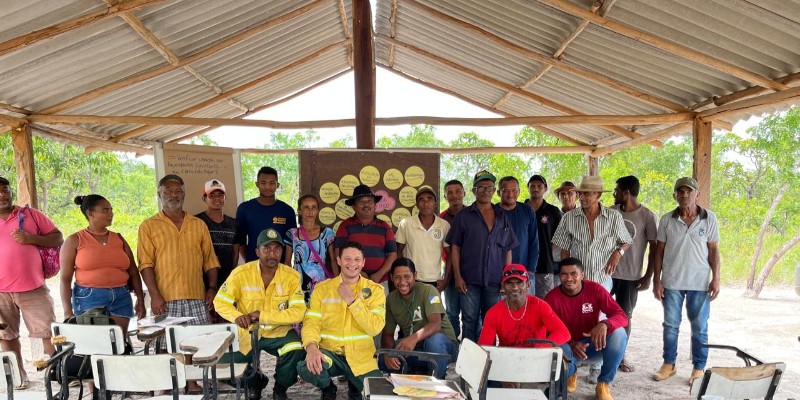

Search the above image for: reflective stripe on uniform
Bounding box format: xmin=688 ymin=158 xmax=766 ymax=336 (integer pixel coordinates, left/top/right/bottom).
xmin=320 ymin=333 xmax=371 ymax=341
xmin=215 ymin=292 xmax=235 ymax=304
xmin=277 ymin=341 xmax=303 ymax=355
xmin=370 ymin=308 xmax=383 ymax=315
xmin=305 ymin=311 xmax=322 ymax=318
xmin=289 ymin=299 xmax=305 ymax=306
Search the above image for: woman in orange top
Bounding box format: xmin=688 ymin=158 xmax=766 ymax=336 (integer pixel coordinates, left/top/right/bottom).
xmin=60 ymin=195 xmax=145 ymax=332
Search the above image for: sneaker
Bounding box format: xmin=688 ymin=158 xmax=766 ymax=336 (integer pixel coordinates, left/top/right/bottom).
xmin=588 ymin=367 xmax=601 ymax=384
xmin=595 ymin=382 xmax=614 ymax=400
xmin=652 ymin=363 xmax=677 ymax=381
xmin=566 ymin=374 xmax=577 ymax=393
xmin=273 ymin=383 xmax=289 ymax=400
xmin=321 ymin=384 xmax=337 ymax=400
xmin=689 ymin=368 xmax=704 ymax=386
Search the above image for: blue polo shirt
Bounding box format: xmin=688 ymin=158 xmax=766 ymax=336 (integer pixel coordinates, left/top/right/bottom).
xmin=502 ymin=202 xmax=539 ymax=272
xmin=445 ymin=203 xmax=518 ymax=287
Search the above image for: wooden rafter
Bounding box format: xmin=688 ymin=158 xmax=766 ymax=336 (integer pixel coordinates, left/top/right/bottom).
xmin=239 ymin=146 xmax=594 ymax=155
xmin=591 ymin=122 xmax=691 ymax=157
xmin=699 ymin=85 xmax=800 ymax=122
xmin=0 ymin=0 xmax=169 ymax=58
xmin=38 ymin=0 xmax=328 ymax=115
xmin=403 ymin=0 xmax=689 ymax=113
xmin=337 ymin=0 xmax=353 ymax=66
xmin=388 ymin=0 xmax=399 ymax=68
xmin=692 ymin=72 xmax=800 ymax=111
xmin=105 ymin=40 xmax=347 ymax=143
xmin=31 ymin=124 xmax=152 ymax=155
xmin=379 ymin=34 xmax=663 ymax=145
xmin=26 ymin=113 xmax=694 ymax=129
xmin=537 ymin=0 xmax=789 ymax=92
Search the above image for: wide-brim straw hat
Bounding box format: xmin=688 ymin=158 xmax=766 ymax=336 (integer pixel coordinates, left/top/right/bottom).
xmin=573 ymin=175 xmax=611 ymax=192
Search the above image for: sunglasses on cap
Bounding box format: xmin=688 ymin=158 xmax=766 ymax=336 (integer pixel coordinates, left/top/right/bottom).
xmin=503 ymin=268 xmax=527 ymax=278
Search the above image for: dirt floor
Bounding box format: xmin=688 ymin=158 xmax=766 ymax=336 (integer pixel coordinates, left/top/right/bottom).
xmin=7 ymin=282 xmax=800 ymax=399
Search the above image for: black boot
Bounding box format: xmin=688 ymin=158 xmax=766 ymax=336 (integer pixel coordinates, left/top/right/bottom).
xmin=247 ymin=371 xmax=269 ymax=400
xmin=272 ymin=382 xmax=289 ymax=400
xmin=347 ymin=381 xmax=362 ymax=400
xmin=321 ymin=383 xmax=337 ymax=400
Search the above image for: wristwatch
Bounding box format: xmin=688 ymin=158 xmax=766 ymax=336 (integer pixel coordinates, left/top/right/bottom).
xmin=616 ymin=248 xmax=625 ymax=256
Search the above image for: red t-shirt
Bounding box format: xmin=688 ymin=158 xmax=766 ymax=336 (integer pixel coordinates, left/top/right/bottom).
xmin=544 ymin=280 xmax=628 ymax=342
xmin=478 ymin=294 xmax=571 ymax=347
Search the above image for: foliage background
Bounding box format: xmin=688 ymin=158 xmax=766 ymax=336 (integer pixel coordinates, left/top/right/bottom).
xmin=2 ymin=108 xmax=798 ymax=286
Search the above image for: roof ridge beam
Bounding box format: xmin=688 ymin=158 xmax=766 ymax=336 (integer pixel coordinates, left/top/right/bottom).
xmin=0 ymin=0 xmax=170 ymax=57
xmin=699 ymin=85 xmax=800 ymax=122
xmin=402 ymin=0 xmax=688 ymax=113
xmin=536 ymin=0 xmax=789 ymax=91
xmin=38 ymin=0 xmax=328 ymax=115
xmin=592 ymin=122 xmax=692 ymax=157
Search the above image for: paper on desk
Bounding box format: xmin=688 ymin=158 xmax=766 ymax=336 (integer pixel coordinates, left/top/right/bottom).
xmin=390 ymin=374 xmax=461 ymax=399
xmin=138 ymin=316 xmax=195 ymax=328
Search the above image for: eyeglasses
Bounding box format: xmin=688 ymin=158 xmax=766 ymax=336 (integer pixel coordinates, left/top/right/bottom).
xmin=503 ymin=269 xmax=527 ymax=278
xmin=474 ymin=185 xmax=495 ymax=193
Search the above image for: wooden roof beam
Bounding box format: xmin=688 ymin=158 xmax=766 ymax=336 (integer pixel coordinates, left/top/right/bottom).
xmin=388 ymin=0 xmax=399 ymax=68
xmin=29 ymin=124 xmax=152 ymax=155
xmin=337 ymin=0 xmax=353 ymax=67
xmin=403 ymin=0 xmax=689 ymax=113
xmin=0 ymin=0 xmax=169 ymax=57
xmin=537 ymin=0 xmax=789 ymax=91
xmin=380 ymin=64 xmax=588 ymax=146
xmin=239 ymin=146 xmax=594 ymax=155
xmin=592 ymin=122 xmax=691 ymax=157
xmin=692 ymin=72 xmax=800 ymax=111
xmin=378 ymin=34 xmax=665 ymax=145
xmin=38 ymin=0 xmax=328 ymax=115
xmin=699 ymin=85 xmax=800 ymax=122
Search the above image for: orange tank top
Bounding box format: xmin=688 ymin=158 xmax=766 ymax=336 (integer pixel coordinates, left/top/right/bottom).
xmin=74 ymin=229 xmax=131 ymax=288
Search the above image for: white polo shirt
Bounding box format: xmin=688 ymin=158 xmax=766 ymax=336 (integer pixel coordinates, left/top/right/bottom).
xmin=395 ymin=214 xmax=450 ymax=282
xmin=657 ymin=206 xmax=720 ymax=291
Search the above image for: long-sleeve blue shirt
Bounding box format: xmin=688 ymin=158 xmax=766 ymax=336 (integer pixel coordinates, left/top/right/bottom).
xmin=502 ymin=202 xmax=539 ymax=272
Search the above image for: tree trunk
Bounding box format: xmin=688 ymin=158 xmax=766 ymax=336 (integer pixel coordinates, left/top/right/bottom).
xmin=743 ymin=230 xmax=800 ymax=299
xmin=746 ymin=183 xmax=789 ymax=289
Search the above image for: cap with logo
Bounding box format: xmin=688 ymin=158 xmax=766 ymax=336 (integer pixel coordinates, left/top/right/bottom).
xmin=501 ymin=264 xmax=529 ymax=284
xmin=473 ymin=170 xmax=497 ymax=186
xmin=415 ymin=185 xmax=437 ymax=201
xmin=203 ymin=179 xmax=226 ymax=195
xmin=256 ymin=228 xmax=283 ymax=247
xmin=674 ymin=177 xmax=699 ymax=192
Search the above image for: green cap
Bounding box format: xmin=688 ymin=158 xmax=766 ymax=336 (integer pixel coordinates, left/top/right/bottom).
xmin=256 ymin=228 xmax=283 ymax=247
xmin=674 ymin=177 xmax=699 ymax=192
xmin=473 ymin=170 xmax=496 ymax=186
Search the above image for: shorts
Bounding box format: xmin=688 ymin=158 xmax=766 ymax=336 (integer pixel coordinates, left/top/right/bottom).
xmin=0 ymin=285 xmax=56 ymax=339
xmin=166 ymin=299 xmax=210 ymax=325
xmin=72 ymin=284 xmax=134 ymax=318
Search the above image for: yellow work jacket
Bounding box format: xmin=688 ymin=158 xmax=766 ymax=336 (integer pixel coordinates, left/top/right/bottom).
xmin=214 ymin=261 xmax=306 ymax=355
xmin=302 ymin=275 xmax=385 ymax=376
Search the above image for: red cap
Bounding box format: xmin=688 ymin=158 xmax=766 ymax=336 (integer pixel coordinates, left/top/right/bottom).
xmin=501 ymin=264 xmax=528 ymax=284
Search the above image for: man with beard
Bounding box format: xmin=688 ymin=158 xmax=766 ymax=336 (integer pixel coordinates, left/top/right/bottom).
xmin=138 ymin=174 xmax=220 ymax=324
xmin=610 ymin=176 xmax=657 ymax=372
xmin=545 ymin=258 xmax=628 ymax=400
xmin=380 ymin=258 xmax=458 ymax=379
xmin=497 ymin=176 xmax=539 ymax=293
xmin=0 ymin=176 xmax=62 ymax=390
xmin=214 ymin=229 xmax=306 ymax=400
xmin=446 ymin=170 xmax=518 ymax=342
xmin=396 ymin=186 xmax=450 ymax=291
xmin=524 ymin=175 xmax=562 ymax=298
xmin=236 ymin=167 xmax=297 ymax=262
xmin=298 ymin=241 xmax=385 ymax=400
xmin=335 ymin=184 xmax=397 ymax=286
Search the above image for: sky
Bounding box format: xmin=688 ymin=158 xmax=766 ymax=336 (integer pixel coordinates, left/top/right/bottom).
xmin=205 ymin=67 xmax=760 ymax=150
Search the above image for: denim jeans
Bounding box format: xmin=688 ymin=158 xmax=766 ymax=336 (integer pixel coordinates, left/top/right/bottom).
xmin=444 ymin=280 xmax=462 ymax=338
xmin=460 ymin=284 xmax=501 ymax=342
xmin=561 ymin=328 xmax=628 ymax=384
xmin=379 ymin=332 xmax=458 ymax=379
xmin=662 ymin=289 xmax=710 ymax=369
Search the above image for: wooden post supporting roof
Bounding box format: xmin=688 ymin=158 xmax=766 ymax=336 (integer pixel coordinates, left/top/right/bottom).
xmin=587 ymin=156 xmax=598 ymax=177
xmin=352 ymin=0 xmax=376 ymax=149
xmin=692 ymin=118 xmax=712 ymax=208
xmin=11 ymin=125 xmax=38 ymax=209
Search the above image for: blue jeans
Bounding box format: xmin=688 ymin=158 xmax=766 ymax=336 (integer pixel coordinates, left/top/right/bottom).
xmin=379 ymin=333 xmax=458 ymax=379
xmin=460 ymin=284 xmax=500 ymax=342
xmin=72 ymin=283 xmax=134 ymax=318
xmin=444 ymin=280 xmax=461 ymax=338
xmin=562 ymin=328 xmax=628 ymax=384
xmin=662 ymin=289 xmax=710 ymax=369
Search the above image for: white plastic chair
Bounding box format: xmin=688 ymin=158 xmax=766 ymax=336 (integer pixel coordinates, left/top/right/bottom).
xmin=91 ymin=354 xmax=202 ymax=399
xmin=1 ymin=342 xmax=75 ymax=400
xmin=50 ymin=323 xmax=128 ymax=398
xmin=481 ymin=344 xmax=563 ymax=400
xmin=454 ymin=339 xmax=491 ymax=400
xmin=690 ymin=344 xmax=785 ymax=400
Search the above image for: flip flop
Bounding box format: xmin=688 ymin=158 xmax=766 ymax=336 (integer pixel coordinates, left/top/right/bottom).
xmin=15 ymin=379 xmax=29 ymax=390
xmin=618 ymin=359 xmax=634 ymax=373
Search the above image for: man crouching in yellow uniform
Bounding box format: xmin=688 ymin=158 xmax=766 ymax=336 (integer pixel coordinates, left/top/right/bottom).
xmin=213 ymin=228 xmax=306 ymax=400
xmin=298 ymin=241 xmax=386 ymax=400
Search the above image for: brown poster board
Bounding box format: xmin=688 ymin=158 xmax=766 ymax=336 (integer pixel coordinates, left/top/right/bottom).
xmin=154 ymin=143 xmax=242 ymax=217
xmin=299 ymin=149 xmax=440 ymax=232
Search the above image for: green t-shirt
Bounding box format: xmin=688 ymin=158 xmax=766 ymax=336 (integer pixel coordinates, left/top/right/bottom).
xmin=385 ymin=283 xmax=457 ymax=344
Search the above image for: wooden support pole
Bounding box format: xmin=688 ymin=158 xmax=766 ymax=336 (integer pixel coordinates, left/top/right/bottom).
xmin=586 ymin=156 xmax=598 ymax=176
xmin=10 ymin=125 xmax=38 ymax=209
xmin=692 ymin=118 xmax=712 ymax=208
xmin=353 ymin=0 xmax=376 ymax=149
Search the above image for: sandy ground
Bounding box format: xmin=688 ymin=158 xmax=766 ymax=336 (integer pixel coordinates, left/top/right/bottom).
xmin=6 ymin=281 xmax=800 ymax=399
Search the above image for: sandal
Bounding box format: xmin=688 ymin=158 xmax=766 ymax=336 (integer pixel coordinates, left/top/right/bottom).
xmin=15 ymin=379 xmax=29 ymax=390
xmin=618 ymin=359 xmax=634 ymax=373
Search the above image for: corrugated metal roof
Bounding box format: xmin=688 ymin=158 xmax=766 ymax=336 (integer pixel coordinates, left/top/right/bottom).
xmin=0 ymin=0 xmax=797 ymax=153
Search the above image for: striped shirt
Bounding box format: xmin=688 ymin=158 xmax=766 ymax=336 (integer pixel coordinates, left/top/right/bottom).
xmin=551 ymin=204 xmax=632 ymax=283
xmin=137 ymin=211 xmax=220 ymax=302
xmin=334 ymin=217 xmax=397 ymax=281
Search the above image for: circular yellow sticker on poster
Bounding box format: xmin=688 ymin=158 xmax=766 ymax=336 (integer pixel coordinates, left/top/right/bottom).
xmin=383 ymin=168 xmax=404 ymax=190
xmin=377 ymin=214 xmax=392 ymax=228
xmin=399 ymin=186 xmax=417 ymax=207
xmin=335 ymin=199 xmax=354 ymax=220
xmin=404 ymin=166 xmax=425 ymax=187
xmin=412 ymin=206 xmax=419 ymax=215
xmin=333 ymin=221 xmax=342 ymax=234
xmin=318 ymin=182 xmax=340 ymax=204
xmin=359 ymin=166 xmax=380 ymax=187
xmin=391 ymin=208 xmax=411 ymax=227
xmin=318 ymin=207 xmax=337 ymax=225
xmin=339 ymin=175 xmax=360 ymax=196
